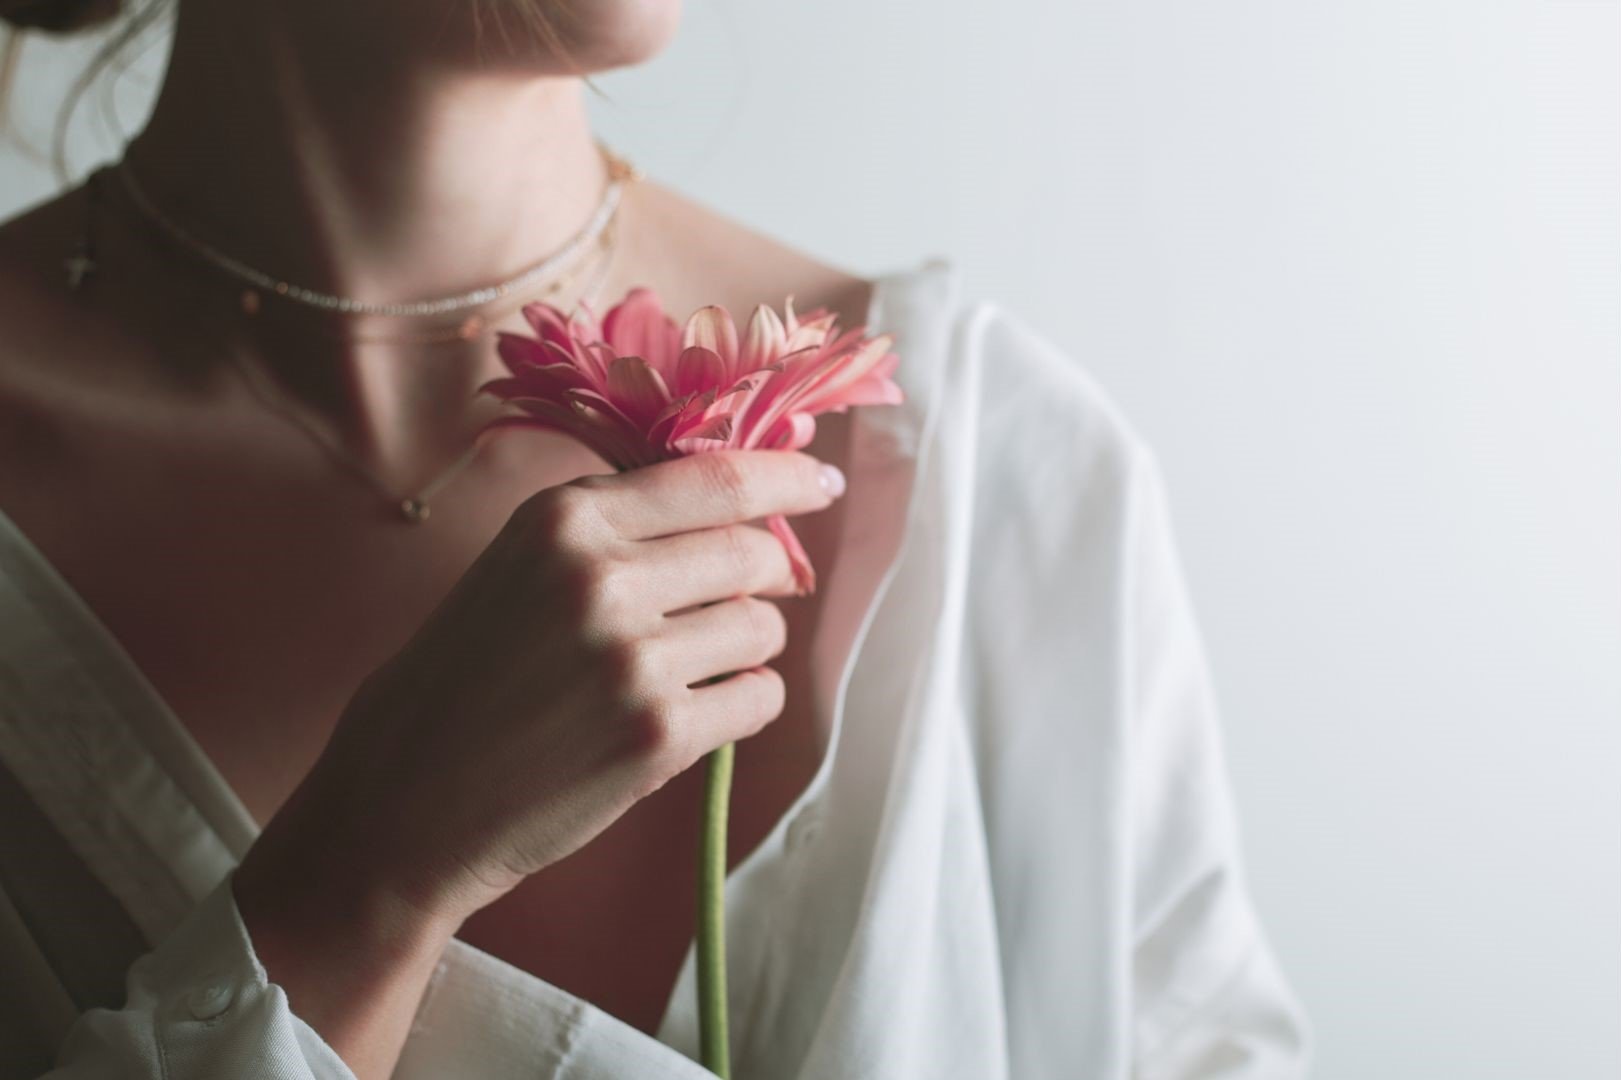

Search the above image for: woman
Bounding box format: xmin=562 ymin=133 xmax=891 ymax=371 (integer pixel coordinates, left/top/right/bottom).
xmin=0 ymin=1 xmax=1310 ymax=1077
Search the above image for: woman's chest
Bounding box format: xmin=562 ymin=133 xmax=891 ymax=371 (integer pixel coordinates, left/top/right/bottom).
xmin=453 ymin=694 xmax=824 ymax=1037
xmin=0 ymin=370 xmax=852 ymax=1034
xmin=8 ymin=461 xmax=838 ymax=1038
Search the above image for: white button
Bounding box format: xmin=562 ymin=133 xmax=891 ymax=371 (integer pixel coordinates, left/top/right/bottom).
xmin=185 ymin=979 xmax=236 ymax=1021
xmin=786 ymin=806 xmax=823 ymax=852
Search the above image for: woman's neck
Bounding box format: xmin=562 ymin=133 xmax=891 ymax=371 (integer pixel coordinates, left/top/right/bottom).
xmin=127 ymin=3 xmax=609 ymax=306
xmin=110 ymin=1 xmax=623 ymax=473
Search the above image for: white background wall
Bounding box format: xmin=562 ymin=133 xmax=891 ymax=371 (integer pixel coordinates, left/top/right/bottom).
xmin=4 ymin=3 xmax=1617 ymax=1078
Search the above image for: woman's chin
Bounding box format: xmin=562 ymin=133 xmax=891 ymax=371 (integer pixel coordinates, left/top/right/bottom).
xmin=452 ymin=0 xmax=684 ymax=77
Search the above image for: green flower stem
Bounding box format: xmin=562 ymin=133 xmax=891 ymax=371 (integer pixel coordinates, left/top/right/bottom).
xmin=698 ymin=739 xmax=734 ymax=1078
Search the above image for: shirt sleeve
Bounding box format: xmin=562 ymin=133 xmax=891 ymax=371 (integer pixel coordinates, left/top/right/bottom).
xmin=39 ymin=872 xmax=357 ymax=1080
xmin=1123 ymin=446 xmax=1312 ymax=1079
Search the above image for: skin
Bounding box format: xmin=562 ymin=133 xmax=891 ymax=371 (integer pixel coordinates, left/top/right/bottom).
xmin=0 ymin=1 xmax=879 ymax=1075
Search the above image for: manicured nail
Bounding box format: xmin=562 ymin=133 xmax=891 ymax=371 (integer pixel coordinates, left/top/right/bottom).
xmin=818 ymin=462 xmax=846 ymax=498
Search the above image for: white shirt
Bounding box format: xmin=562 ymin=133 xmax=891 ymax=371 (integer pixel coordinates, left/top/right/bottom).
xmin=0 ymin=255 xmax=1310 ymax=1079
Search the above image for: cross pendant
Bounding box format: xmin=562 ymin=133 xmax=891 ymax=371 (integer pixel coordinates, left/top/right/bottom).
xmin=64 ymin=251 xmax=95 ymax=290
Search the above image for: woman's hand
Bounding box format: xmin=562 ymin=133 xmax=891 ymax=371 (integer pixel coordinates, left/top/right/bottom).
xmin=231 ymin=448 xmax=844 ymax=1077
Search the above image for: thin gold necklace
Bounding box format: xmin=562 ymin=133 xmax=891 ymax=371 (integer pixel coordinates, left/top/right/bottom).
xmin=110 ymin=140 xmax=640 ymax=319
xmin=225 ymin=226 xmax=621 ymax=524
xmin=68 ymin=146 xmax=637 ymax=523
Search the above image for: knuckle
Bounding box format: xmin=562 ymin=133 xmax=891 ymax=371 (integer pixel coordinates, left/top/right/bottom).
xmin=621 ymin=696 xmax=685 ymax=765
xmin=594 ymin=635 xmax=660 ymax=698
xmin=525 ymin=484 xmax=602 ymax=550
xmin=591 ymin=557 xmax=632 ymax=615
xmin=556 ymin=555 xmax=624 ymax=626
xmin=721 ymin=524 xmax=759 ymax=587
xmin=740 ymin=596 xmax=788 ymax=657
xmin=696 ymin=453 xmax=753 ymax=519
xmin=745 ymin=666 xmax=787 ymax=727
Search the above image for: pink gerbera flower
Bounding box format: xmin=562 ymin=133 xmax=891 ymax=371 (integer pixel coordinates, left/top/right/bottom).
xmin=476 ymin=286 xmax=903 ymax=596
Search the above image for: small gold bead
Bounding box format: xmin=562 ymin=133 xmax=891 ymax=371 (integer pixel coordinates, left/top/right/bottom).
xmin=274 ymin=282 xmax=289 ymax=296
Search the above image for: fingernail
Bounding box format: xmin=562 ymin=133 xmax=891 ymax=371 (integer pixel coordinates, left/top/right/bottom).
xmin=817 ymin=462 xmax=846 ymax=498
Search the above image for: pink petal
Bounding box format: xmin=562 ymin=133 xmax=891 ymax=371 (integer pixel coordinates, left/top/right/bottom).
xmin=478 ymin=365 xmax=592 ymax=404
xmin=729 ymin=347 xmax=823 ymax=447
xmin=824 ymin=374 xmax=905 ymax=410
xmin=738 ymin=302 xmax=788 ymax=372
xmin=869 ymin=348 xmax=900 ymax=381
xmin=785 ymin=310 xmax=839 ymax=353
xmin=605 ymin=354 xmax=673 ymax=427
xmin=568 ymin=298 xmax=603 ymax=345
xmin=767 ymin=334 xmax=896 ymax=423
xmin=562 ymin=395 xmax=662 ymax=470
xmin=681 ymin=305 xmax=741 ymax=382
xmin=767 ymin=513 xmax=817 ymax=597
xmin=669 ymin=413 xmax=736 ymax=455
xmin=495 ymin=332 xmax=552 ymax=374
xmin=486 ymin=397 xmax=648 ymax=471
xmin=576 ymin=341 xmax=617 ymax=391
xmin=648 ymin=389 xmax=709 ymax=448
xmin=672 ymin=345 xmax=728 ymax=399
xmin=764 ymin=411 xmax=817 ymax=451
xmin=519 ymin=302 xmax=581 ymax=354
xmin=671 ymin=435 xmax=733 ymax=456
xmin=477 ymin=375 xmax=538 ymax=401
xmin=603 ymin=287 xmax=682 ymax=374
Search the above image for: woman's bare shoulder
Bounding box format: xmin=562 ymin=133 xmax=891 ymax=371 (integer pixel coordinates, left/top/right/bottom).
xmin=618 ymin=178 xmax=877 ymax=331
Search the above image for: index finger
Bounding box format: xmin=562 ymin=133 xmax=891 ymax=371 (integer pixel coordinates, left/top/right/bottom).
xmin=569 ymin=449 xmax=843 ymax=541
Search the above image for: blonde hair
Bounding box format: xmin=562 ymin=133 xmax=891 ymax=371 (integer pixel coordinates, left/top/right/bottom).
xmin=1 ymin=0 xmax=602 ymax=183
